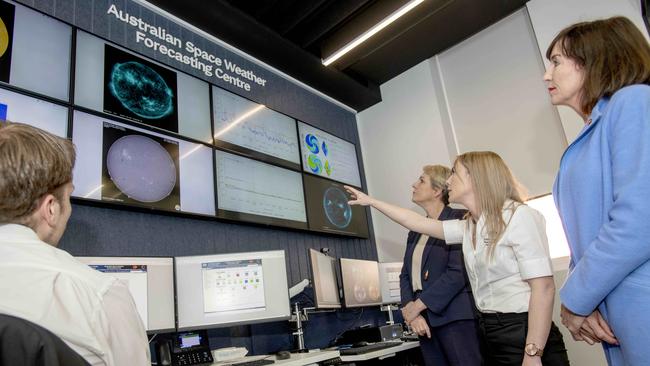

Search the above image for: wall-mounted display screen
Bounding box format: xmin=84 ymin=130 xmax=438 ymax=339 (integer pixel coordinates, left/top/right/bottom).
xmin=0 ymin=87 xmax=68 ymax=137
xmin=1 ymin=1 xmax=71 ymax=101
xmin=212 ymin=86 xmax=300 ymax=169
xmin=175 ymin=250 xmax=290 ymax=330
xmin=215 ymin=150 xmax=307 ymax=229
xmin=298 ymin=121 xmax=361 ymax=187
xmin=340 ymin=258 xmax=382 ymax=308
xmin=303 ymin=174 xmax=369 ymax=238
xmin=72 ymin=110 xmax=215 ymax=216
xmin=74 ymin=31 xmax=212 ymax=143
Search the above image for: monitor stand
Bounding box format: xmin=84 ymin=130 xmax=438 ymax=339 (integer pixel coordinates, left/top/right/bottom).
xmin=380 ymin=304 xmax=399 ymax=325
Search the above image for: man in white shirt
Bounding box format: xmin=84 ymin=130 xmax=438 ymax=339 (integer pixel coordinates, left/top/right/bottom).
xmin=0 ymin=121 xmax=151 ymax=366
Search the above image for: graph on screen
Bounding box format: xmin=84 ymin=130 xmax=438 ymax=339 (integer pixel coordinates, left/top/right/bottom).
xmin=215 ymin=150 xmax=307 ymax=223
xmin=213 ymin=87 xmax=300 ymax=165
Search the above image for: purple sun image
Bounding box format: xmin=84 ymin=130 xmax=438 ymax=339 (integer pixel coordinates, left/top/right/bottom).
xmin=106 ymin=134 xmax=177 ymax=203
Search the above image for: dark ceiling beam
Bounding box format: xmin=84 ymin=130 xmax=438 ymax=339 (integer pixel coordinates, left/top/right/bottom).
xmin=287 ymin=0 xmax=373 ymax=49
xmin=147 ymin=0 xmax=381 ymax=111
xmin=273 ymin=0 xmax=331 ymax=35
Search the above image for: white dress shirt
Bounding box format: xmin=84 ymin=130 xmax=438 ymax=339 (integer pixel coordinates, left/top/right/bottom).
xmin=442 ymin=203 xmax=553 ymax=313
xmin=0 ymin=224 xmax=151 ymax=366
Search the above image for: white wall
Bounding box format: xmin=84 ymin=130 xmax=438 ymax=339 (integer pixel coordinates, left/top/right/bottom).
xmin=436 ymin=9 xmax=567 ymax=197
xmin=527 ymin=0 xmax=650 ymax=142
xmin=356 ymin=61 xmax=452 ymax=262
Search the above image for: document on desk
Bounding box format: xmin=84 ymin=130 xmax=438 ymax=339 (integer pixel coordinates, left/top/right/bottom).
xmin=90 ymin=264 xmax=149 ymax=329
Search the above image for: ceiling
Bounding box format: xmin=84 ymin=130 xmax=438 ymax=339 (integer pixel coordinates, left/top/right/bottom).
xmin=147 ymin=0 xmax=529 ymax=111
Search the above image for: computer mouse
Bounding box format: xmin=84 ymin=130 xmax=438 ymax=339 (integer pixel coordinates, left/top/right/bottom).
xmin=353 ymin=341 xmax=369 ymax=347
xmin=276 ymin=351 xmax=291 ymax=360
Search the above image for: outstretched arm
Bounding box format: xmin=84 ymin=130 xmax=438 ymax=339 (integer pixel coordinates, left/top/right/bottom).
xmin=345 ymin=185 xmax=444 ymax=239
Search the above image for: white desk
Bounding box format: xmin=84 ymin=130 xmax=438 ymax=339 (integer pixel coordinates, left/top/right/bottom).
xmin=211 ymin=350 xmax=340 ymax=366
xmin=338 ymin=341 xmax=420 ymax=362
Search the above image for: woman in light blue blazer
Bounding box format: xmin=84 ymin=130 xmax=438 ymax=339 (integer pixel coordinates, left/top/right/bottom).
xmin=544 ymin=16 xmax=650 ymax=365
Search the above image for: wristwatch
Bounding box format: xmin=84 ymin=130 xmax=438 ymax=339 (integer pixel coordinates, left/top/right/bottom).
xmin=525 ymin=343 xmax=544 ymax=357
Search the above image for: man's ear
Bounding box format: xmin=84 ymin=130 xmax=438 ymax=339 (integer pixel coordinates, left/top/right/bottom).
xmin=37 ymin=193 xmax=59 ymax=228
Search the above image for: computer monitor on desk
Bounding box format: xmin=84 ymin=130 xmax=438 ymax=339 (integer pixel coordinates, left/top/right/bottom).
xmin=308 ymin=249 xmax=341 ymax=309
xmin=175 ymin=250 xmax=291 ymax=331
xmin=340 ymin=258 xmax=382 ymax=308
xmin=378 ymin=262 xmax=403 ymax=305
xmin=76 ymin=256 xmax=175 ymax=333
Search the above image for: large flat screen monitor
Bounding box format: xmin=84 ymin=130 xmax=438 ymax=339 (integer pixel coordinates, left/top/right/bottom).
xmin=215 ymin=150 xmax=307 ymax=229
xmin=71 ymin=110 xmax=216 ymax=216
xmin=303 ymin=174 xmax=369 ymax=238
xmin=175 ymin=250 xmax=291 ymax=331
xmin=76 ymin=256 xmax=175 ymax=333
xmin=212 ymin=86 xmax=300 ymax=169
xmin=340 ymin=258 xmax=382 ymax=308
xmin=298 ymin=121 xmax=361 ymax=187
xmin=378 ymin=262 xmax=403 ymax=305
xmin=0 ymin=86 xmax=68 ymax=137
xmin=308 ymin=249 xmax=341 ymax=309
xmin=74 ymin=30 xmax=212 ymax=143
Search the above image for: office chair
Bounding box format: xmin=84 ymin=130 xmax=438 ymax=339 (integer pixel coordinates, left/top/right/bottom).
xmin=0 ymin=314 xmax=90 ymax=366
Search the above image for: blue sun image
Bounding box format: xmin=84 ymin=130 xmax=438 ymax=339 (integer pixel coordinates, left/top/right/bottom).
xmin=323 ymin=187 xmax=352 ymax=228
xmin=109 ymin=61 xmax=174 ymax=120
xmin=305 ymin=134 xmax=319 ymax=154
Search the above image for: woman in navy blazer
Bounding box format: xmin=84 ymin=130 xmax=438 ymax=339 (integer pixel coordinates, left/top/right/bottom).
xmin=399 ymin=165 xmax=481 ymax=366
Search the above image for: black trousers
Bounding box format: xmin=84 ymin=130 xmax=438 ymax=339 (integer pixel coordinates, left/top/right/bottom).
xmin=477 ymin=312 xmax=570 ymax=366
xmin=419 ymin=318 xmax=482 ymax=366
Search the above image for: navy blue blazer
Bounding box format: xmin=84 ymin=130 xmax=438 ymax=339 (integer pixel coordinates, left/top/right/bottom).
xmin=399 ymin=206 xmax=476 ymax=327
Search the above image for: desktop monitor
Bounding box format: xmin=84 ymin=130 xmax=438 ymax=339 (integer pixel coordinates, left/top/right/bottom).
xmin=308 ymin=249 xmax=341 ymax=309
xmin=76 ymin=256 xmax=176 ymax=333
xmin=378 ymin=262 xmax=403 ymax=305
xmin=175 ymin=250 xmax=291 ymax=331
xmin=340 ymin=258 xmax=382 ymax=308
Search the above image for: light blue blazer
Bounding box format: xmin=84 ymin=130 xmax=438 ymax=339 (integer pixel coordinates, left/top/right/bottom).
xmin=553 ymin=84 xmax=650 ymax=366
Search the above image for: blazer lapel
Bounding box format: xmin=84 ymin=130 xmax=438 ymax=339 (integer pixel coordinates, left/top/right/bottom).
xmin=420 ymin=206 xmax=451 ymax=274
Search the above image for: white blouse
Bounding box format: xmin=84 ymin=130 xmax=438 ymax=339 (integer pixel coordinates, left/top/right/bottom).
xmin=442 ymin=203 xmax=553 ymax=313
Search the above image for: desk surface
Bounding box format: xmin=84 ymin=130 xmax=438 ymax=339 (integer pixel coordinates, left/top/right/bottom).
xmin=211 ymin=350 xmax=340 ymax=366
xmin=338 ymin=341 xmax=420 ymax=362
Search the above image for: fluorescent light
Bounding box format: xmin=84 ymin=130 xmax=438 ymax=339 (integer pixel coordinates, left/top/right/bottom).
xmin=322 ymin=0 xmax=425 ymax=66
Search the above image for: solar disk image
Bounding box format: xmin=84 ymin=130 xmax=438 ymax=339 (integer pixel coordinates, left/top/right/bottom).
xmin=103 ymin=44 xmax=179 ymax=132
xmin=101 ymin=122 xmax=180 ymax=211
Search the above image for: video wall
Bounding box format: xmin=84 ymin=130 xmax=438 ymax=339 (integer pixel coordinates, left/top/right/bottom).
xmin=0 ymin=0 xmax=369 ymax=238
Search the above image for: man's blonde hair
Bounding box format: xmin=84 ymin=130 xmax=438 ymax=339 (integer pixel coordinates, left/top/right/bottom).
xmin=0 ymin=121 xmax=76 ymax=223
xmin=455 ymin=151 xmax=526 ymax=258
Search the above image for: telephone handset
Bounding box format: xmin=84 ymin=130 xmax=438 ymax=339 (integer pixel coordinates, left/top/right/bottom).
xmin=156 ymin=330 xmax=213 ymax=366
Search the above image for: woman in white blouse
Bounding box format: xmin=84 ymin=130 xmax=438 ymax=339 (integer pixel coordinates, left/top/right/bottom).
xmin=346 ymin=151 xmax=569 ymax=366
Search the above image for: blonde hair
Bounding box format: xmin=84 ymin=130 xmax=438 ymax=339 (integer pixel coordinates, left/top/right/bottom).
xmin=422 ymin=164 xmax=451 ymax=205
xmin=0 ymin=121 xmax=76 ymax=223
xmin=455 ymin=151 xmax=526 ymax=258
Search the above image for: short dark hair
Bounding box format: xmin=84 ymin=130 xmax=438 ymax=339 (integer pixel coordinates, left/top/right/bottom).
xmin=0 ymin=121 xmax=76 ymax=222
xmin=546 ymin=16 xmax=650 ymax=114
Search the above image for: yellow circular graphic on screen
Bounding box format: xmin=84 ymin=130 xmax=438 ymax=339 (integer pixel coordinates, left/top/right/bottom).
xmin=0 ymin=17 xmax=9 ymax=57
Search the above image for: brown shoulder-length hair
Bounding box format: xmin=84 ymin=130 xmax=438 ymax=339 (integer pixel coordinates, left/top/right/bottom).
xmin=546 ymin=16 xmax=650 ymax=115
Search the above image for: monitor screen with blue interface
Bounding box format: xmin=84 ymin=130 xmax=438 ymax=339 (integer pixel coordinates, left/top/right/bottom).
xmin=175 ymin=250 xmax=290 ymax=331
xmin=298 ymin=121 xmax=361 ymax=187
xmin=215 ymin=150 xmax=307 ymax=229
xmin=76 ymin=256 xmax=175 ymax=333
xmin=340 ymin=258 xmax=382 ymax=308
xmin=309 ymin=249 xmax=341 ymax=309
xmin=212 ymin=86 xmax=300 ymax=169
xmin=303 ymin=174 xmax=369 ymax=238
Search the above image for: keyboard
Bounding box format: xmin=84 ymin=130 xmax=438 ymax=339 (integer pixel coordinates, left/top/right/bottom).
xmin=339 ymin=342 xmax=402 ymax=355
xmin=223 ymin=358 xmax=275 ymax=366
